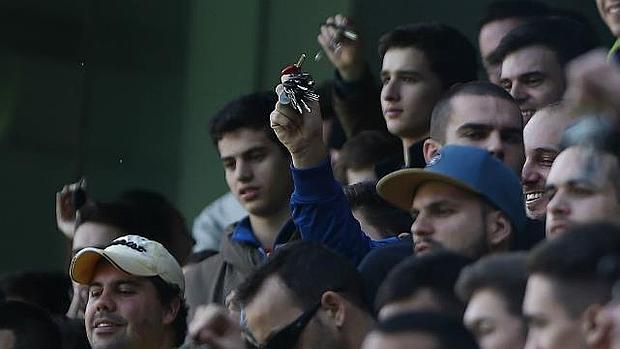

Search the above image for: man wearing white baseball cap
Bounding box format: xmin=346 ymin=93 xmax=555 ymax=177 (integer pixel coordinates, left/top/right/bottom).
xmin=70 ymin=234 xmax=188 ymax=349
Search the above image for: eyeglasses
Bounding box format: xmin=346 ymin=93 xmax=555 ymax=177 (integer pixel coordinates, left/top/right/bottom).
xmin=241 ymin=302 xmax=321 ymax=349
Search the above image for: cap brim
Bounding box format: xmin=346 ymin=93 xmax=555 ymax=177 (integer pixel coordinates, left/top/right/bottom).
xmin=70 ymin=247 xmax=157 ymax=285
xmin=376 ymin=168 xmax=480 ymax=211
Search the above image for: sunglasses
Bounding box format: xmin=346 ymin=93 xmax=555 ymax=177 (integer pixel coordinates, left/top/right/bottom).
xmin=241 ymin=302 xmax=321 ymax=349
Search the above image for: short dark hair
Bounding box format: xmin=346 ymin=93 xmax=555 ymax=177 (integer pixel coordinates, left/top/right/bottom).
xmin=343 ymin=181 xmax=413 ymax=239
xmin=337 ymin=130 xmax=401 ymax=183
xmin=0 ymin=301 xmax=63 ymax=349
xmin=148 ymin=276 xmax=188 ymax=347
xmin=378 ymin=23 xmax=478 ymax=90
xmin=236 ymin=241 xmax=369 ymax=312
xmin=488 ymin=17 xmax=598 ymax=67
xmin=209 ymin=91 xmax=284 ymax=153
xmin=76 ymin=196 xmax=191 ymax=265
xmin=374 ymin=311 xmax=479 ymax=349
xmin=478 ymin=1 xmax=550 ymax=29
xmin=455 ymin=252 xmax=528 ymax=316
xmin=527 ymin=223 xmax=620 ymax=317
xmin=375 ymin=251 xmax=473 ymax=316
xmin=0 ymin=271 xmax=71 ymax=316
xmin=430 ymin=81 xmax=519 ymax=143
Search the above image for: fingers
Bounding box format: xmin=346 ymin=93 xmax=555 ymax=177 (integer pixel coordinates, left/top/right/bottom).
xmin=189 ymin=304 xmax=241 ymax=347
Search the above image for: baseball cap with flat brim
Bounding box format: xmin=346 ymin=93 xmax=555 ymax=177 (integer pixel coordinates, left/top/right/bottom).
xmin=376 ymin=145 xmax=526 ymax=234
xmin=70 ymin=234 xmax=184 ymax=293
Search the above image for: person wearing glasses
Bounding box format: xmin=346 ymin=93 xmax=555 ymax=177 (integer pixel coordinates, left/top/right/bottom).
xmin=189 ymin=241 xmax=374 ymax=349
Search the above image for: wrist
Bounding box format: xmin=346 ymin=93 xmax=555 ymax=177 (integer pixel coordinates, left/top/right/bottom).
xmin=291 ymin=144 xmax=328 ymax=169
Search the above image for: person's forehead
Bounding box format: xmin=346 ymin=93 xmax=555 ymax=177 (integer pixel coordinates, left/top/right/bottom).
xmin=501 ymin=45 xmax=560 ymax=79
xmin=412 ymin=181 xmax=479 ymax=207
xmin=479 ymin=18 xmax=524 ymax=57
xmin=217 ymin=128 xmax=276 ymax=158
xmin=547 ymin=147 xmax=611 ymax=186
xmin=524 ymin=274 xmax=555 ymax=309
xmin=243 ymin=275 xmax=302 ymax=341
xmin=448 ymin=94 xmax=521 ymax=128
xmin=523 ymin=113 xmax=565 ymax=152
xmin=381 ymin=47 xmax=431 ymax=72
xmin=73 ymin=222 xmax=124 ymax=254
xmin=465 ymin=288 xmax=509 ymax=319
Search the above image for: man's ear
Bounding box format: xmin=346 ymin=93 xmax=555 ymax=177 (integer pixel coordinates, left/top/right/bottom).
xmin=162 ymin=296 xmax=182 ymax=326
xmin=485 ymin=210 xmax=512 ymax=251
xmin=584 ymin=303 xmax=611 ymax=349
xmin=320 ymin=291 xmax=347 ymax=328
xmin=423 ymin=139 xmax=442 ymax=164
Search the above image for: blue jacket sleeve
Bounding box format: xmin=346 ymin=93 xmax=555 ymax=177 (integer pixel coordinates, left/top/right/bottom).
xmin=290 ymin=159 xmax=398 ymax=265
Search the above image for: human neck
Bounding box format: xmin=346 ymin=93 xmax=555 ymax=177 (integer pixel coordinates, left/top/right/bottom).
xmin=401 ymin=134 xmax=426 ymax=167
xmin=345 ymin=310 xmax=375 ymax=349
xmin=248 ymin=207 xmax=291 ymax=250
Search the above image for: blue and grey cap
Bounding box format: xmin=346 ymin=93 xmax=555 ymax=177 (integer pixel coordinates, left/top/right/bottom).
xmin=376 ymin=145 xmax=526 ymax=234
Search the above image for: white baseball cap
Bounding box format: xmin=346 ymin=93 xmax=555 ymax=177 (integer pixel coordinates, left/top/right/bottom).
xmin=70 ymin=235 xmax=185 ymax=293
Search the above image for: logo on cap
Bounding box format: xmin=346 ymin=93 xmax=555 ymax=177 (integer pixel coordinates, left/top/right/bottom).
xmin=428 ymin=152 xmax=442 ymax=167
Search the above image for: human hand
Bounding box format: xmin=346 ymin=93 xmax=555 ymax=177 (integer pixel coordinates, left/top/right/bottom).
xmin=56 ymin=178 xmax=89 ymax=239
xmin=564 ymin=49 xmax=620 ymax=117
xmin=317 ymin=14 xmax=365 ymax=81
xmin=188 ymin=304 xmax=244 ymax=349
xmin=270 ymin=97 xmax=327 ymax=169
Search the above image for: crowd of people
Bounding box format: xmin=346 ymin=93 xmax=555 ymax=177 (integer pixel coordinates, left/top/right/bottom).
xmin=2 ymin=0 xmax=620 ymax=348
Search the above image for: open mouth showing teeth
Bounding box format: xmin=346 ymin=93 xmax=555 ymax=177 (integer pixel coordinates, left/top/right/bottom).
xmin=526 ymin=192 xmax=544 ymax=202
xmin=96 ymin=322 xmax=116 ymax=328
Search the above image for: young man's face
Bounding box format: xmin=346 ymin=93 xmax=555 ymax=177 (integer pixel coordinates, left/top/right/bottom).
xmin=523 ymin=274 xmax=586 ymax=349
xmin=380 ymin=47 xmax=444 ymax=143
xmin=478 ymin=18 xmax=524 ymax=84
xmin=84 ymin=262 xmax=175 ymax=349
xmin=545 ymin=147 xmax=620 ymax=237
xmin=596 ymin=0 xmax=620 ymax=37
xmin=464 ymin=288 xmax=526 ymax=349
xmin=499 ymin=45 xmax=566 ymax=124
xmin=410 ymin=181 xmax=490 ymax=259
xmin=218 ymin=128 xmax=292 ymax=218
xmin=521 ymin=111 xmax=567 ymax=221
xmin=444 ymin=94 xmax=524 ymax=175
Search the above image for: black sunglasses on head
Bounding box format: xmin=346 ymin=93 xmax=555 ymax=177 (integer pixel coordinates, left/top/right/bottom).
xmin=242 ymin=302 xmax=321 ymax=349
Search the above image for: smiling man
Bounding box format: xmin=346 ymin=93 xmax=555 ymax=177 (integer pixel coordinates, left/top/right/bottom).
xmin=488 ymin=17 xmax=597 ymax=125
xmin=521 ymin=104 xmax=582 ymax=221
xmin=70 ymin=235 xmax=187 ymax=349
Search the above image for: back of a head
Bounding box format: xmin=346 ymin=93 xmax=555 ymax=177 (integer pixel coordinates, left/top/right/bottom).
xmin=378 ymin=22 xmax=478 ymax=89
xmin=77 ymin=200 xmax=190 ymax=264
xmin=456 ymin=252 xmax=528 ymax=316
xmin=430 ymin=80 xmax=518 ymax=143
xmin=371 ymin=311 xmax=480 ymax=349
xmin=0 ymin=271 xmax=71 ymax=316
xmin=237 ymin=241 xmax=369 ymax=312
xmin=488 ymin=16 xmax=599 ymax=67
xmin=209 ymin=91 xmax=280 ymax=149
xmin=528 ymin=222 xmax=620 ymax=316
xmin=344 ymin=181 xmax=413 ymax=239
xmin=118 ymin=189 xmax=194 ymax=264
xmin=375 ymin=251 xmax=473 ymax=316
xmin=478 ymin=0 xmax=550 ymax=29
xmin=0 ymin=301 xmax=62 ymax=349
xmin=337 ymin=131 xmax=401 ymax=181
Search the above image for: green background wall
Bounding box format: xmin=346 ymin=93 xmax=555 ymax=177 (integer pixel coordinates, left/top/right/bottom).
xmin=0 ymin=0 xmax=611 ymax=273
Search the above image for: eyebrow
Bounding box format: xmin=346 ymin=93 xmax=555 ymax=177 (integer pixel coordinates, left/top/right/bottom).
xmin=518 ymin=71 xmax=545 ymax=79
xmin=89 ymin=279 xmax=141 ymax=288
xmin=457 ymin=123 xmax=521 ymax=133
xmin=220 ymin=146 xmax=267 ymax=162
xmin=380 ymin=69 xmax=424 ymax=77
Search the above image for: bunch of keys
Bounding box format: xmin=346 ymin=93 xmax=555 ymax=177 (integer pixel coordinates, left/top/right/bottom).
xmin=276 ymin=54 xmax=319 ymax=114
xmin=314 ymin=23 xmax=359 ymax=61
